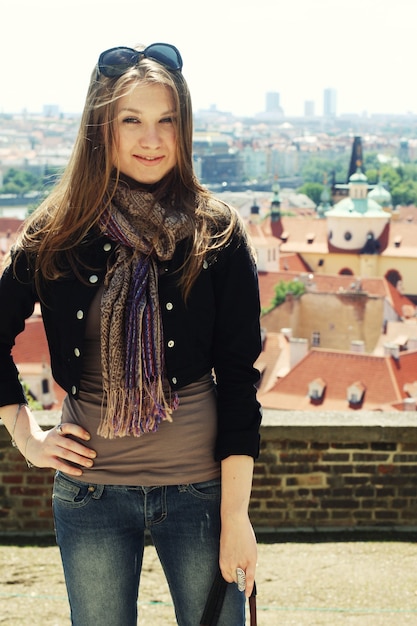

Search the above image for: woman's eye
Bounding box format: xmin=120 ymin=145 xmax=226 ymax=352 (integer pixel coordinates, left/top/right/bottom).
xmin=123 ymin=117 xmax=140 ymax=124
xmin=160 ymin=116 xmax=174 ymax=124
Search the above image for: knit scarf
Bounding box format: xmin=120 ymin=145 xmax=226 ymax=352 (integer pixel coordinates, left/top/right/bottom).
xmin=97 ymin=185 xmax=193 ymax=438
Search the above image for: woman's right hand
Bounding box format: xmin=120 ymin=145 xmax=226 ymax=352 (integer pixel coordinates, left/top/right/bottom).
xmin=26 ymin=423 xmax=97 ymax=476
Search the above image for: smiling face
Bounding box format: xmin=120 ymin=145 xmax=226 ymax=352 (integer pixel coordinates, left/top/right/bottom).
xmin=112 ymin=82 xmax=177 ymax=185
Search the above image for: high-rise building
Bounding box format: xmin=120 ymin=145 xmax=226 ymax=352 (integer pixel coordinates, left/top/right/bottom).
xmin=265 ymin=92 xmax=281 ymax=113
xmin=323 ymin=88 xmax=337 ymax=118
xmin=43 ymin=104 xmax=60 ymax=117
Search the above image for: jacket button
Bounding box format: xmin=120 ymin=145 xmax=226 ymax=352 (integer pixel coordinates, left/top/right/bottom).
xmin=103 ymin=242 xmax=112 ymax=252
xmin=166 ymin=302 xmax=174 ymax=311
xmin=89 ymin=274 xmax=99 ymax=284
xmin=167 ymin=340 xmax=175 ymax=348
xmin=76 ymin=310 xmax=84 ymax=320
xmin=71 ymin=386 xmax=77 ymax=395
xmin=74 ymin=348 xmax=81 ymax=357
xmin=171 ymin=377 xmax=177 ymax=385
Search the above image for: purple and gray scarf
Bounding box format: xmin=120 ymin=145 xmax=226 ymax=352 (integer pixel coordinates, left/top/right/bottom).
xmin=97 ymin=185 xmax=193 ymax=438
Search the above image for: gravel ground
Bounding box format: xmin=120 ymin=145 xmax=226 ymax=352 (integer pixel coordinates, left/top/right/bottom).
xmin=1 ymin=536 xmax=417 ymax=625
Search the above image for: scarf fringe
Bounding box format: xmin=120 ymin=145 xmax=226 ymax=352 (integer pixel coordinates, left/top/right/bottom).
xmin=98 ymin=382 xmax=178 ymax=439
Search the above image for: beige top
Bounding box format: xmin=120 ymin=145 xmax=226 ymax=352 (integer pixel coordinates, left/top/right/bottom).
xmin=61 ymin=287 xmax=220 ymax=486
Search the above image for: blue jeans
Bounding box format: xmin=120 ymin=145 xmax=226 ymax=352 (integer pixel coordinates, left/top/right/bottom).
xmin=52 ymin=472 xmax=245 ymax=626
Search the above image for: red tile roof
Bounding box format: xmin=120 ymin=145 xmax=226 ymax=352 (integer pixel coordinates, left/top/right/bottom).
xmin=12 ymin=311 xmax=49 ymax=364
xmin=388 ymin=350 xmax=417 ymax=400
xmin=0 ymin=217 xmax=23 ymax=260
xmin=385 ymin=280 xmax=416 ymax=318
xmin=279 ymin=253 xmax=311 ymax=273
xmin=12 ymin=313 xmax=66 ymax=408
xmin=258 ymin=348 xmax=403 ymax=411
xmin=0 ymin=217 xmax=24 ymax=235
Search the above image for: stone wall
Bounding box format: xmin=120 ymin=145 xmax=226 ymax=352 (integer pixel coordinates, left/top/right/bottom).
xmin=1 ymin=410 xmax=417 ymax=536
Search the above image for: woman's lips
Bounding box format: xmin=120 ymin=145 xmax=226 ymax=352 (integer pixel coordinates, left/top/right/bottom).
xmin=134 ymin=155 xmax=164 ymax=166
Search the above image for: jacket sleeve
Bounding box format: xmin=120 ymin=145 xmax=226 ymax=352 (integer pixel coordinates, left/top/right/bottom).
xmin=211 ymin=229 xmax=262 ymax=460
xmin=0 ymin=252 xmax=37 ymax=406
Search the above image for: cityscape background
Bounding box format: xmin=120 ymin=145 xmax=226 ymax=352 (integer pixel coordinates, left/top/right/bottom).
xmin=4 ymin=0 xmax=417 ymax=544
xmin=3 ymin=0 xmax=417 ymax=118
xmin=2 ymin=0 xmax=417 ymax=413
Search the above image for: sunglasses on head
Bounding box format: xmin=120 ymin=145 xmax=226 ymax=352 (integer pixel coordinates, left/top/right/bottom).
xmin=97 ymin=43 xmax=183 ymax=78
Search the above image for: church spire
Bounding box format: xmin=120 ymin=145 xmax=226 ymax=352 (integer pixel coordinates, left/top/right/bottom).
xmin=347 ymin=136 xmax=365 ymax=182
xmin=270 ymin=178 xmax=281 ymax=222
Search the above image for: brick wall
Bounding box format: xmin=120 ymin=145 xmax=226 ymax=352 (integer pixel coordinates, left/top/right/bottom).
xmin=1 ymin=410 xmax=417 ymax=536
xmin=0 ymin=413 xmax=57 ymax=535
xmin=249 ymin=410 xmax=417 ymax=533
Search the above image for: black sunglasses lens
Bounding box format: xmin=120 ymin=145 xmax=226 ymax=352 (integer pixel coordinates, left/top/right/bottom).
xmin=98 ymin=47 xmax=139 ymax=77
xmin=145 ymin=44 xmax=183 ymax=71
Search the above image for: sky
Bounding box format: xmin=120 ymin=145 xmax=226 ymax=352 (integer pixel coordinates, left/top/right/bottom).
xmin=2 ymin=0 xmax=417 ymax=118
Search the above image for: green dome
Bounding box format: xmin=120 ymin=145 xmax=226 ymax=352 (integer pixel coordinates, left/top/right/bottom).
xmin=368 ymin=181 xmax=392 ymax=206
xmin=326 ymin=196 xmax=387 ymax=217
xmin=349 ymin=169 xmax=367 ymax=184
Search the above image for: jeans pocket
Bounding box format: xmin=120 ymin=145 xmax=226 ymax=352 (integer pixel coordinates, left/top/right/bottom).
xmin=180 ymin=478 xmax=221 ymax=500
xmin=52 ymin=471 xmax=102 ymax=508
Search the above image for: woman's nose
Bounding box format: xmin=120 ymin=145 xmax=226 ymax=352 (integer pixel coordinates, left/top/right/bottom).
xmin=139 ymin=124 xmax=160 ymax=148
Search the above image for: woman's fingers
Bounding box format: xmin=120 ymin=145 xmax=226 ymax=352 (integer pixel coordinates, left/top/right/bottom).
xmin=26 ymin=426 xmax=97 ymax=475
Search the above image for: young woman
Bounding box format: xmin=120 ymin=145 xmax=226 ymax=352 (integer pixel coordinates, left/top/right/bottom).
xmin=0 ymin=43 xmax=262 ymax=626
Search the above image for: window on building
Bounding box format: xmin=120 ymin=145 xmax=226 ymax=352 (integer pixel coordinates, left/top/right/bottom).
xmin=385 ymin=269 xmax=402 ymax=288
xmin=312 ymin=331 xmax=320 ymax=346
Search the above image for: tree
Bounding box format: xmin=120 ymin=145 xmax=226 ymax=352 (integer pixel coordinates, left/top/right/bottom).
xmin=297 ymin=182 xmax=324 ymax=206
xmin=364 ymin=168 xmax=379 ymax=185
xmin=301 ymin=156 xmax=348 ymax=185
xmin=19 ymin=378 xmax=42 ymax=411
xmin=379 ymin=163 xmax=417 ymax=205
xmin=363 ymin=152 xmax=381 ymax=171
xmin=1 ymin=168 xmax=43 ymax=195
xmin=390 ymin=180 xmax=417 ymax=206
xmin=263 ymin=279 xmax=306 ymax=313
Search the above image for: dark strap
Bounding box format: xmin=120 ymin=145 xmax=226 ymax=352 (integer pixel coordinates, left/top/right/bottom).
xmin=249 ymin=581 xmax=257 ymax=626
xmin=200 ymin=570 xmax=227 ymax=626
xmin=200 ymin=571 xmax=257 ymax=626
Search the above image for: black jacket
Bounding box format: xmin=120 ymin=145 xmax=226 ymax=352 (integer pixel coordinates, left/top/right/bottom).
xmin=0 ymin=231 xmax=262 ymax=460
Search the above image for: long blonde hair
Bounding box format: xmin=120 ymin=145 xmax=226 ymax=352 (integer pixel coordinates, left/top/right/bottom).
xmin=14 ymin=49 xmax=241 ymax=297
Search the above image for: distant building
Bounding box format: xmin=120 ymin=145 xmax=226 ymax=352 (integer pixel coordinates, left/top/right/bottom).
xmin=265 ymin=92 xmax=282 ymax=113
xmin=399 ymin=138 xmax=410 ymax=163
xmin=323 ymin=88 xmax=337 ymax=118
xmin=251 ymin=137 xmax=417 ymax=304
xmin=200 ymin=152 xmax=244 ymax=185
xmin=255 ymin=92 xmax=284 ymax=121
xmin=326 ymin=168 xmax=390 ymax=254
xmin=42 ymin=104 xmax=60 ymax=117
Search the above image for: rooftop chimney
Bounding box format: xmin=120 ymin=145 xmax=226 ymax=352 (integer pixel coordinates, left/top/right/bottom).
xmin=403 ymin=397 xmax=416 ymax=411
xmin=289 ymin=337 xmax=308 ymax=369
xmin=383 ymin=342 xmax=400 ymax=360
